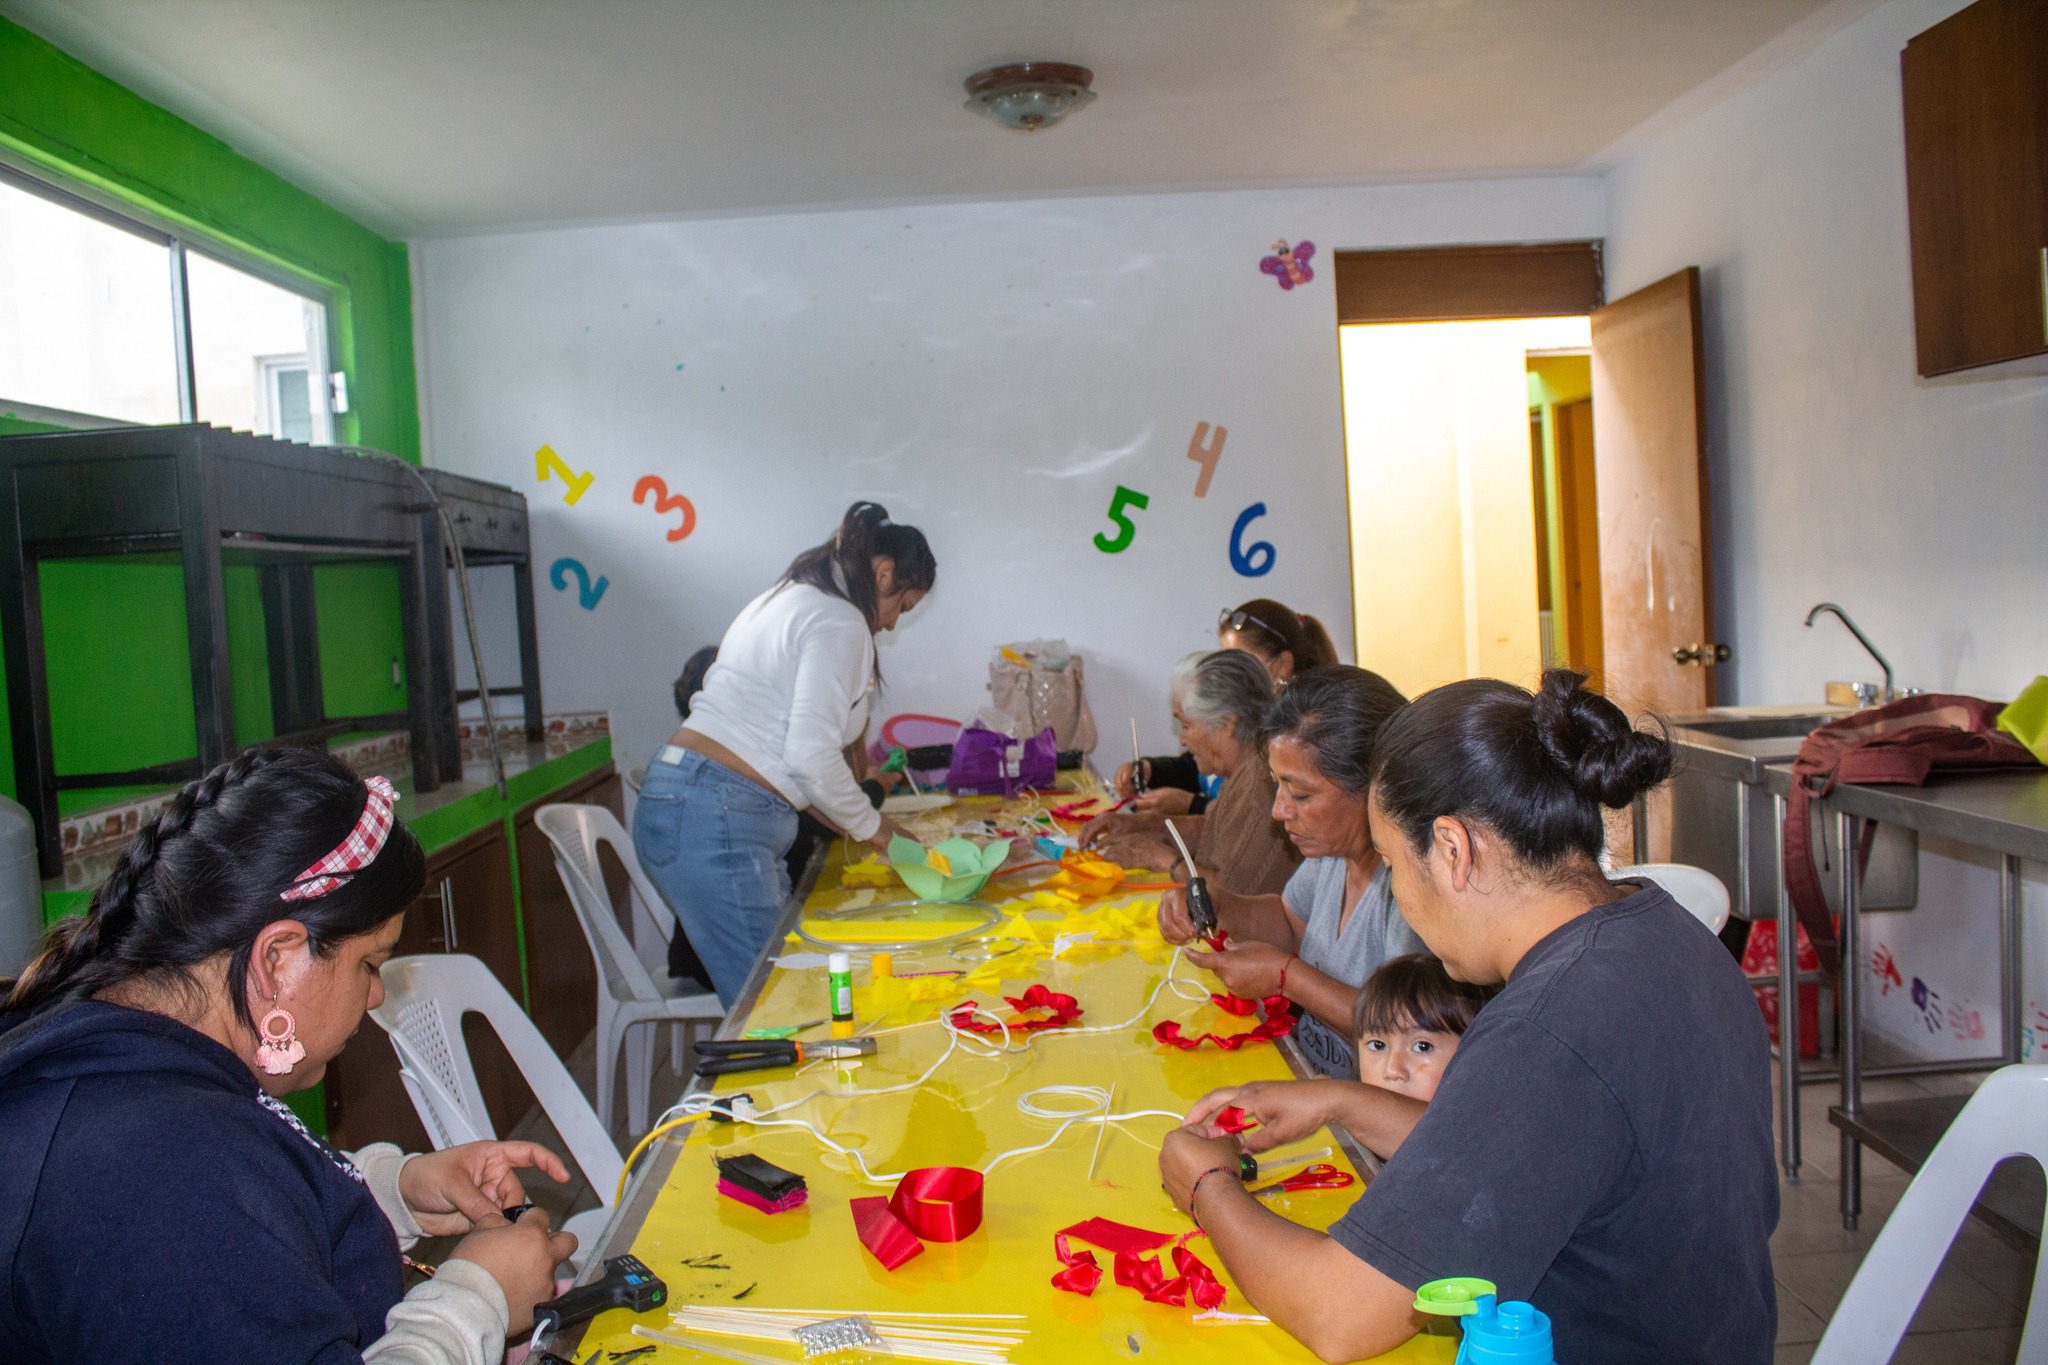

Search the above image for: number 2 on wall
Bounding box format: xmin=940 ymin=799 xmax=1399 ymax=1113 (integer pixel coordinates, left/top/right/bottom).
xmin=633 ymin=475 xmax=697 ymax=542
xmin=1094 ymin=485 xmax=1150 ymax=554
xmin=534 ymin=444 xmax=594 ymax=505
xmin=1230 ymin=502 xmax=1275 ymax=577
xmin=549 ymin=557 xmax=609 ymax=609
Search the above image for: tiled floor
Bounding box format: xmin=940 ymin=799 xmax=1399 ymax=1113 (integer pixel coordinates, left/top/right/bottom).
xmin=1771 ymin=1072 xmax=2037 ymax=1363
xmin=452 ymin=1034 xmax=2041 ymax=1363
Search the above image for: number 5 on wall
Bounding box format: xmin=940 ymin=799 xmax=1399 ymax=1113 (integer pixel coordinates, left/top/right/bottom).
xmin=1094 ymin=485 xmax=1151 ymax=554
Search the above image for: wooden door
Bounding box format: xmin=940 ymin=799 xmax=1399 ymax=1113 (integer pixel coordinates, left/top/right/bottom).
xmin=518 ymin=768 xmax=626 ymax=1055
xmin=1590 ymin=268 xmax=1715 ymax=859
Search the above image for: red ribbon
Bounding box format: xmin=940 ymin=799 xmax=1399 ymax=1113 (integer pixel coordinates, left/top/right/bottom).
xmin=889 ymin=1166 xmax=984 ymax=1242
xmin=1050 ymin=796 xmax=1134 ymax=822
xmin=1249 ymin=1163 xmax=1356 ymax=1196
xmin=948 ymin=984 xmax=1083 ymax=1034
xmin=1050 ymin=1221 xmax=1224 ymax=1309
xmin=853 ymin=1166 xmax=985 ymax=1270
xmin=851 ymin=1196 xmax=923 ymax=1270
xmin=1213 ymin=1105 xmax=1259 ymax=1135
xmin=1152 ymin=996 xmax=1297 ymax=1051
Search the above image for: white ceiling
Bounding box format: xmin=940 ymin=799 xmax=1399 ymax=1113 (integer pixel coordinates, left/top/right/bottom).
xmin=2 ymin=0 xmax=1876 ymax=238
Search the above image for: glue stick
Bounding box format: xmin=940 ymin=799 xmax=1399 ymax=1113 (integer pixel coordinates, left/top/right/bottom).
xmin=871 ymin=952 xmax=894 ymax=980
xmin=828 ymin=952 xmax=855 ymax=1038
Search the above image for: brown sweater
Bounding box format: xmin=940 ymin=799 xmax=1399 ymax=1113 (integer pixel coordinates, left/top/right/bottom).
xmin=1195 ymin=753 xmax=1300 ymax=897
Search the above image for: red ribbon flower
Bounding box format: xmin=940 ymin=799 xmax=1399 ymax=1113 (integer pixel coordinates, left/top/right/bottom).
xmin=1050 ymin=1220 xmax=1225 ymax=1310
xmin=853 ymin=1166 xmax=985 ymax=1271
xmin=1152 ymin=995 xmax=1297 ymax=1051
xmin=1213 ymin=1105 xmax=1259 ymax=1135
xmin=948 ymin=984 xmax=1083 ymax=1035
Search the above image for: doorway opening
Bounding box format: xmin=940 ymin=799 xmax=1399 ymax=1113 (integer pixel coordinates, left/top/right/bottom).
xmin=1339 ymin=315 xmax=1600 ymax=699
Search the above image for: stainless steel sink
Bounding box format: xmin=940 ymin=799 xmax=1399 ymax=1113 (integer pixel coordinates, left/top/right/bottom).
xmin=1670 ymin=714 xmax=1835 ymax=742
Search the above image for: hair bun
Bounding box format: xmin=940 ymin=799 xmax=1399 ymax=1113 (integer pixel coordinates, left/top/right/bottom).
xmin=1530 ymin=670 xmax=1673 ymax=808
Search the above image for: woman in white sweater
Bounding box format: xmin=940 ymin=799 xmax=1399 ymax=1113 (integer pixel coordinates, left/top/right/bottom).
xmin=634 ymin=502 xmax=936 ymax=1003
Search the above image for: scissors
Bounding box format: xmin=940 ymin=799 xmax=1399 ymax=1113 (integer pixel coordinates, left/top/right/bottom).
xmin=697 ymin=1036 xmax=877 ymax=1076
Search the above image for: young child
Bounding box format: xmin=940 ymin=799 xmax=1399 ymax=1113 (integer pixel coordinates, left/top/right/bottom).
xmin=1352 ymin=953 xmax=1497 ymax=1102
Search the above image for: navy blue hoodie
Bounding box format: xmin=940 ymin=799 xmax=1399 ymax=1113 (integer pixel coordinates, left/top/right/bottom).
xmin=0 ymin=999 xmax=403 ymax=1362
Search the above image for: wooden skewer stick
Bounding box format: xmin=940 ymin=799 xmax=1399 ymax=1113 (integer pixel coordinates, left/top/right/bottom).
xmin=1087 ymin=1081 xmax=1114 ymax=1181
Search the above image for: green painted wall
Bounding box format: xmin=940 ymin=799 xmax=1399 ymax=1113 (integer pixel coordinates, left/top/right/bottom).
xmin=0 ymin=18 xmax=418 ymax=809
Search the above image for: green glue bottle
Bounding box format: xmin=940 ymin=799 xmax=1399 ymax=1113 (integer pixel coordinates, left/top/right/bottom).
xmin=1414 ymin=1278 xmax=1556 ymax=1364
xmin=828 ymin=951 xmax=855 ymax=1039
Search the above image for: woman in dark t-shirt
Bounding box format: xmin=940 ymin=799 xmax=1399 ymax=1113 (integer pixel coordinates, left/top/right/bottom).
xmin=1160 ymin=670 xmax=1777 ymax=1365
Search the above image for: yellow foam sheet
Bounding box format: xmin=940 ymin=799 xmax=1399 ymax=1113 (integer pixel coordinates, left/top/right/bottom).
xmin=587 ymin=789 xmax=1454 ymax=1363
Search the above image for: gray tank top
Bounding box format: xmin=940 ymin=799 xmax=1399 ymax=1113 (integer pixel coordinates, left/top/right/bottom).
xmin=1285 ymin=858 xmax=1424 ymax=1078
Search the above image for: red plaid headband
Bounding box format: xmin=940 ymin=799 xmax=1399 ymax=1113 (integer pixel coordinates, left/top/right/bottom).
xmin=280 ymin=776 xmax=399 ymax=903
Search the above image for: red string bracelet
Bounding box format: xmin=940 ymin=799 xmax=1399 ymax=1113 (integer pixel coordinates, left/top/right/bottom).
xmin=1278 ymin=955 xmax=1298 ymax=996
xmin=1187 ymin=1165 xmax=1237 ymax=1230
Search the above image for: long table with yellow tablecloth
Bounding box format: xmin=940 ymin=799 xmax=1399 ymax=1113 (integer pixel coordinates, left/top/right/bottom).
xmin=563 ymin=784 xmax=1456 ymax=1363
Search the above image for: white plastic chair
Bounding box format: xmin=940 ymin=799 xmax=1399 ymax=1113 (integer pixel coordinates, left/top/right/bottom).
xmin=535 ymin=802 xmax=724 ymax=1137
xmin=1813 ymin=1064 xmax=2048 ymax=1363
xmin=1613 ymin=862 xmax=1731 ymax=935
xmin=369 ymin=953 xmax=623 ymax=1258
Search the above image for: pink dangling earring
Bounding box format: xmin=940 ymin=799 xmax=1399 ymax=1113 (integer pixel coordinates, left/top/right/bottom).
xmin=257 ymin=1007 xmax=306 ymax=1076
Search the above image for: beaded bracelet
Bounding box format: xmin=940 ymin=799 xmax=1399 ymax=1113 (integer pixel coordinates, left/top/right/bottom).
xmin=1188 ymin=1163 xmax=1238 ymax=1230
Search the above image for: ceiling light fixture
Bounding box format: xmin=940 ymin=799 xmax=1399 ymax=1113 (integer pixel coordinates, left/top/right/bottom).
xmin=962 ymin=62 xmax=1096 ymax=132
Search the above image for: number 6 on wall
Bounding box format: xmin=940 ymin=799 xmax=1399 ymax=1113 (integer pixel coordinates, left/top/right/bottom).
xmin=1230 ymin=502 xmax=1275 ymax=577
xmin=1094 ymin=484 xmax=1151 ymax=554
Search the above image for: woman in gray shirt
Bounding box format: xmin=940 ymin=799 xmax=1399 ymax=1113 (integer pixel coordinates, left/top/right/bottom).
xmin=1156 ymin=667 xmax=1422 ymax=1077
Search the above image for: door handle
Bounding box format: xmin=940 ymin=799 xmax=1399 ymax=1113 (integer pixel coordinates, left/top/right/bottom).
xmin=1672 ymin=642 xmax=1732 ymax=666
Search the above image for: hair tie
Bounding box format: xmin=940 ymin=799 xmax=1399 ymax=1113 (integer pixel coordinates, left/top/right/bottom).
xmin=281 ymin=777 xmax=399 ymax=902
xmin=878 ymin=518 xmax=893 ymax=528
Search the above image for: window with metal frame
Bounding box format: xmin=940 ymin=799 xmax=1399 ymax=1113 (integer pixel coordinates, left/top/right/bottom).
xmin=0 ymin=165 xmax=336 ymax=441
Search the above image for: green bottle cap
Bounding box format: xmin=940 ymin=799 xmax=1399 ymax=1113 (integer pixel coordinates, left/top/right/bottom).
xmin=1414 ymin=1277 xmax=1498 ymax=1318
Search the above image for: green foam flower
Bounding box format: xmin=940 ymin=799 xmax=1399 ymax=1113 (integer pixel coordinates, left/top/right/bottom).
xmin=888 ymin=835 xmax=1014 ymax=902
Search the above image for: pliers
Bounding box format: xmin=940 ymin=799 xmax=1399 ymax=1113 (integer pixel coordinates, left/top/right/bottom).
xmin=697 ymin=1036 xmax=877 ymax=1076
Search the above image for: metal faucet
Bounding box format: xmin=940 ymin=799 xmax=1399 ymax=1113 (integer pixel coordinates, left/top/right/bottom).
xmin=1804 ymin=602 xmax=1894 ymax=703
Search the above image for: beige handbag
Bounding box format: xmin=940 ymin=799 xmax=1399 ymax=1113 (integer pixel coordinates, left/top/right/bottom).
xmin=987 ymin=640 xmax=1099 ymax=753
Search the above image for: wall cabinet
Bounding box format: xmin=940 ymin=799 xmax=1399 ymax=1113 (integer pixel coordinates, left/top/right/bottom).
xmin=1900 ymin=0 xmax=2048 ymax=377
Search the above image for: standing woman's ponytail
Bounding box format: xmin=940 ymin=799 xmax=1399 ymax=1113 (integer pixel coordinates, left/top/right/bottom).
xmin=781 ymin=501 xmax=937 ymax=632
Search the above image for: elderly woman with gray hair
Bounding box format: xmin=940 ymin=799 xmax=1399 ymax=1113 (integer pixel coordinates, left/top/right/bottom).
xmin=1080 ymin=649 xmax=1299 ymax=897
xmin=1153 ymin=665 xmax=1425 ymax=1079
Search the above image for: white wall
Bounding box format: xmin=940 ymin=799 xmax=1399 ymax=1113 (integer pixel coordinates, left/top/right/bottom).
xmin=413 ymin=177 xmax=1602 ymax=771
xmin=1602 ymin=0 xmax=2048 ymax=1061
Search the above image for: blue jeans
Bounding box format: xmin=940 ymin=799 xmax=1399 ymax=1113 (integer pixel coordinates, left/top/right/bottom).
xmin=632 ymin=749 xmax=799 ymax=1007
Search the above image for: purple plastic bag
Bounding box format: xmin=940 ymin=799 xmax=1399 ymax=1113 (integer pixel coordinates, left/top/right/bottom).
xmin=948 ymin=724 xmax=1057 ymax=796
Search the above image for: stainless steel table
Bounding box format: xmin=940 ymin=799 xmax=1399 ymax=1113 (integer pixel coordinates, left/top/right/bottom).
xmin=1764 ymin=764 xmax=2045 ymax=1243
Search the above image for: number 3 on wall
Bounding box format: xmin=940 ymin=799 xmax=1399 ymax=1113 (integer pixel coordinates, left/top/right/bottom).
xmin=1094 ymin=484 xmax=1151 ymax=554
xmin=633 ymin=475 xmax=697 ymax=542
xmin=1230 ymin=502 xmax=1275 ymax=577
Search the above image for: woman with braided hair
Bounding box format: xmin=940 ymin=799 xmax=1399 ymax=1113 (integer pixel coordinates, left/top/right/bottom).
xmin=0 ymin=747 xmax=577 ymax=1364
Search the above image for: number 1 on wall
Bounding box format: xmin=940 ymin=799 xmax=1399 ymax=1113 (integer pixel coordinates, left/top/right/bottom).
xmin=535 ymin=444 xmax=594 ymax=505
